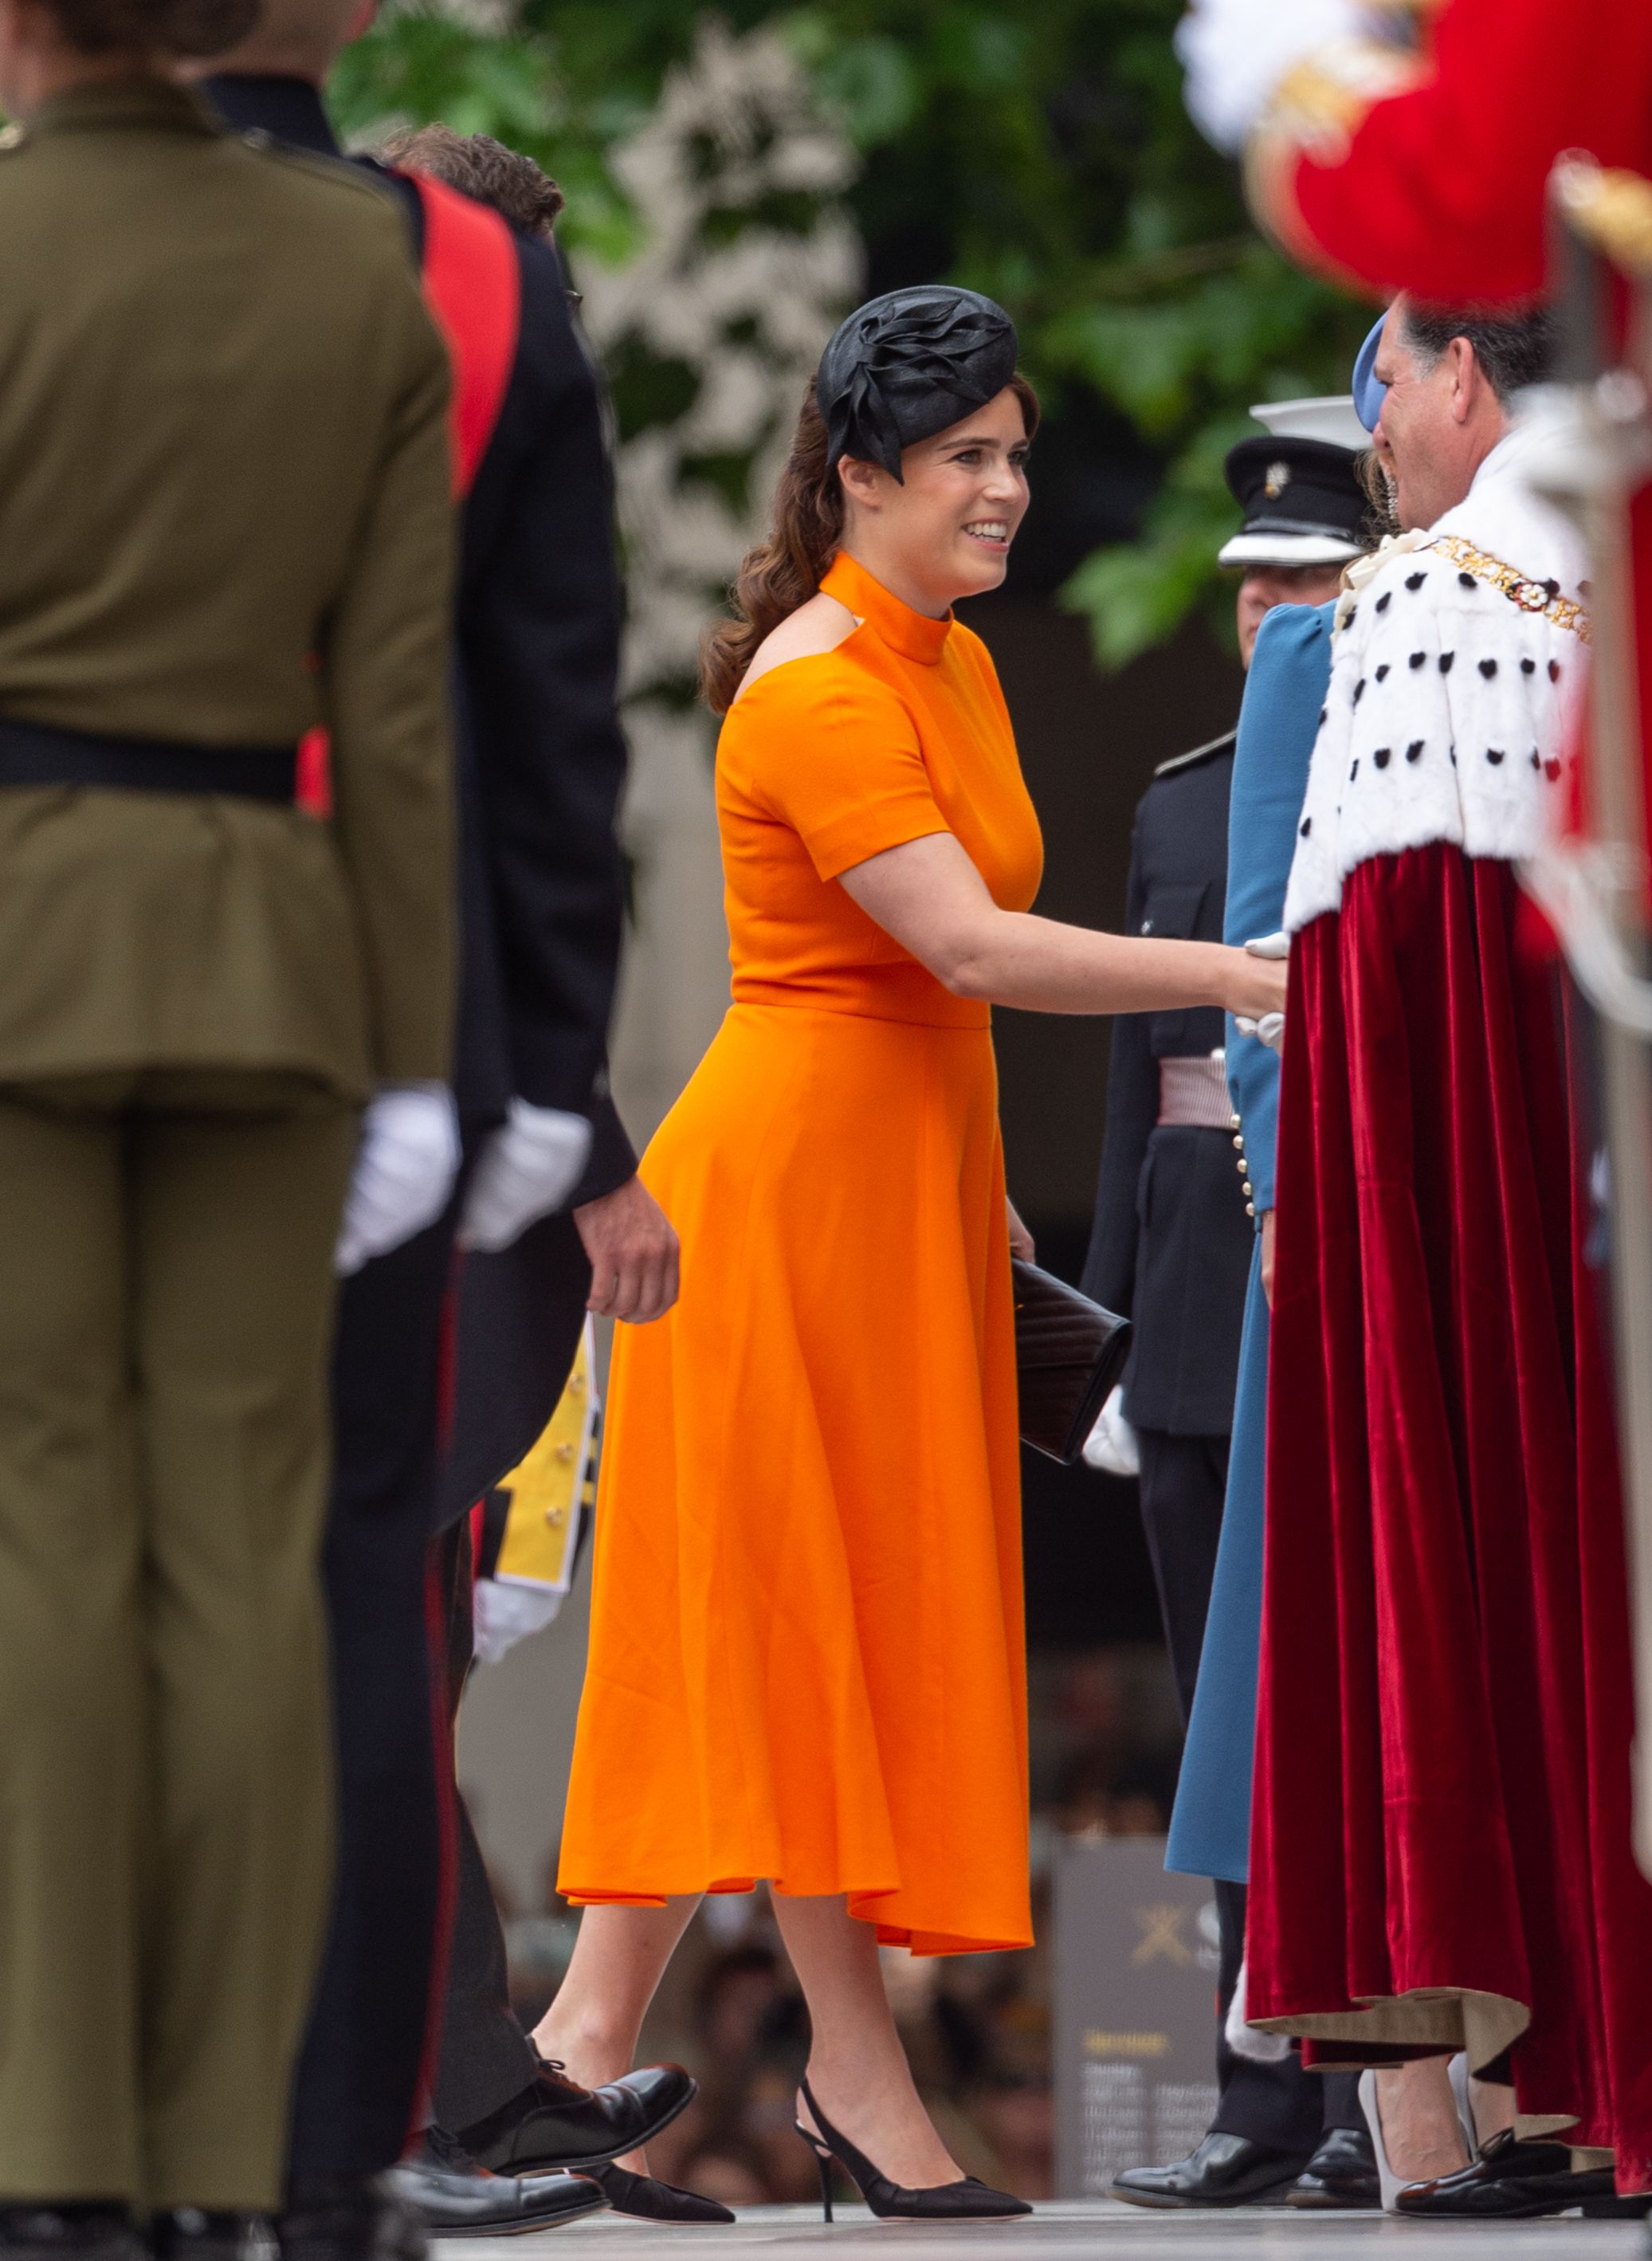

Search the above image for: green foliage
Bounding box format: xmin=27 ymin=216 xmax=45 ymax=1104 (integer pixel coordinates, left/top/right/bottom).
xmin=339 ymin=0 xmax=1373 ymax=666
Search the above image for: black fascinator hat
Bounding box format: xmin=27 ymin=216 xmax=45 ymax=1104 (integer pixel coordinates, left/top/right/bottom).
xmin=817 ymin=285 xmax=1019 ymax=483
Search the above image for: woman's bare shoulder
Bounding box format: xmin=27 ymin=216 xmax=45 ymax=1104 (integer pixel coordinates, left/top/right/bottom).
xmin=730 ymin=591 xmax=861 ymax=708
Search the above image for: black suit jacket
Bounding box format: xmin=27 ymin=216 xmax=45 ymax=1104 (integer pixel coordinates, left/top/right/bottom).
xmin=1081 ymin=733 xmax=1252 ymax=1436
xmin=205 ymin=76 xmax=633 ymax=1169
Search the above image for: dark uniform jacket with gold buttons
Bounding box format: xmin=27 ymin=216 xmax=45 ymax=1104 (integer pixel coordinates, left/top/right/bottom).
xmin=1081 ymin=733 xmax=1254 ymax=1435
xmin=0 ymin=79 xmax=456 ymax=1100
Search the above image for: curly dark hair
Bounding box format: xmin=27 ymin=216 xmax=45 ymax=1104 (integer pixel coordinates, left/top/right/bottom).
xmin=40 ymin=0 xmax=259 ymax=55
xmin=379 ymin=124 xmax=565 ymax=240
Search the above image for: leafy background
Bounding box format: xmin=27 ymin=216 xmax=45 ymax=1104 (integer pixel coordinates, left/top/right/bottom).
xmin=333 ymin=0 xmax=1374 ymax=673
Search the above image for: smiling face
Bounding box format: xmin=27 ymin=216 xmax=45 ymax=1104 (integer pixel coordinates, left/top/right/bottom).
xmin=1371 ymin=300 xmax=1509 ymax=532
xmin=835 ymin=385 xmax=1033 ymax=617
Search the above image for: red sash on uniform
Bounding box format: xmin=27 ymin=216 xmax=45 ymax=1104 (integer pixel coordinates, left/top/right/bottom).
xmin=296 ymin=175 xmax=523 ymax=814
xmin=413 ymin=173 xmax=522 ymax=502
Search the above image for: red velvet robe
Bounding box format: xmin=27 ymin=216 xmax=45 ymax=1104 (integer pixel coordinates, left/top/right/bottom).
xmin=1233 ymin=11 xmax=1652 ymax=2183
xmin=1250 ymin=848 xmax=1652 ymax=2189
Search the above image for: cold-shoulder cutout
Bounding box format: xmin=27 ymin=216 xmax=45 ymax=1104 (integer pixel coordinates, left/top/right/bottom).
xmin=730 ymin=590 xmax=861 ymax=708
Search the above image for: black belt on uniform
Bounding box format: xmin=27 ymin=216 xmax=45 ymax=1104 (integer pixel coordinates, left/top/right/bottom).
xmin=0 ymin=712 xmax=300 ymax=802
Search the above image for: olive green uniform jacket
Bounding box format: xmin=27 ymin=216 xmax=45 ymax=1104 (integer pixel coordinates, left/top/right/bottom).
xmin=0 ymin=78 xmax=456 ymax=1097
xmin=0 ymin=77 xmax=456 ymax=2215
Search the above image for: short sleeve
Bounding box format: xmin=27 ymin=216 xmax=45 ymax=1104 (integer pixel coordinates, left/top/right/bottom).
xmin=736 ymin=666 xmax=952 ymax=881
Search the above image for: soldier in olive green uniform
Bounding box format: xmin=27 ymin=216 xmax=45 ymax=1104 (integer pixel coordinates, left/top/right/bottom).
xmin=0 ymin=1 xmax=456 ymax=2247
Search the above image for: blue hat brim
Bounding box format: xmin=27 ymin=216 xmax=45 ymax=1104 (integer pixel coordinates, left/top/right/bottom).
xmin=1353 ymin=313 xmax=1388 ymax=434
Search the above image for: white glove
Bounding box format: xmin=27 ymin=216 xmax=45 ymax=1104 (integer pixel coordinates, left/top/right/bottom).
xmin=1175 ymin=0 xmax=1368 ymax=151
xmin=336 ymin=1082 xmax=461 ymax=1277
xmin=457 ymin=1097 xmax=593 ymax=1254
xmin=1083 ymin=1385 xmax=1141 ymax=1478
xmin=472 ymin=1578 xmax=569 ymax=1665
xmin=1225 ymin=1959 xmax=1293 ymax=2063
xmin=1235 ymin=930 xmax=1289 ymax=1054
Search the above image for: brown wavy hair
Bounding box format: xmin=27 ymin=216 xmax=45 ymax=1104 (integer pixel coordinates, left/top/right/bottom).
xmin=379 ymin=125 xmax=566 ymax=239
xmin=700 ymin=369 xmax=1040 ymax=716
xmin=42 ymin=0 xmax=259 ymax=53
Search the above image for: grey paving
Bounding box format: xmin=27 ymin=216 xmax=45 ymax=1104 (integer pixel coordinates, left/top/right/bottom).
xmin=435 ymin=2199 xmax=1649 ymax=2261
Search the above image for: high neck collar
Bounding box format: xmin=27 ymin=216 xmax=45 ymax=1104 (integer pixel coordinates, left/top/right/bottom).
xmin=33 ymin=77 xmax=221 ymax=138
xmin=822 ymin=552 xmax=952 ymax=666
xmin=201 ymin=72 xmax=340 ymax=159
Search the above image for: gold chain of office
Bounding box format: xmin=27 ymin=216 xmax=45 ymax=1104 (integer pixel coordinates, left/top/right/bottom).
xmin=1424 ymin=534 xmax=1593 ymax=646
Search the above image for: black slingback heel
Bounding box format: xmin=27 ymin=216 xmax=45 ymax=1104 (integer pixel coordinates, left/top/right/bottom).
xmin=591 ymin=2163 xmax=735 ymax=2224
xmin=794 ymin=2075 xmax=1032 ymax=2224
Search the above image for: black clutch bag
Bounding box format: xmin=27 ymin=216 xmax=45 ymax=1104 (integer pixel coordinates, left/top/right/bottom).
xmin=1012 ymin=1258 xmax=1132 ymax=1466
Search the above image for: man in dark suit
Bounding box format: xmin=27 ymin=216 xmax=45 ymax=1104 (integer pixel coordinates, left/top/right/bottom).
xmin=1082 ymin=402 xmax=1372 ymax=2211
xmin=200 ymin=16 xmax=688 ymax=2255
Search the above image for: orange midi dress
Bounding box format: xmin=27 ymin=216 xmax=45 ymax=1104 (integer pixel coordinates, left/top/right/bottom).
xmin=558 ymin=552 xmax=1044 ymax=1954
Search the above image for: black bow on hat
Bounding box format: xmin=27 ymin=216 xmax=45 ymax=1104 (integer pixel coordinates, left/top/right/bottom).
xmin=817 ymin=285 xmax=1019 ymax=482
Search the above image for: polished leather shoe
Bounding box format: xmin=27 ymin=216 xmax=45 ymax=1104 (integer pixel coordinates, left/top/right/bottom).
xmin=457 ymin=2058 xmax=694 ymax=2176
xmin=277 ymin=2178 xmax=426 ymax=2261
xmin=1109 ymin=2133 xmax=1313 ymax=2208
xmin=1395 ymin=2129 xmax=1623 ymax=2219
xmin=1 ymin=2209 xmax=144 ymax=2261
xmin=388 ymin=2130 xmax=606 ymax=2239
xmin=1287 ymin=2125 xmax=1380 ymax=2209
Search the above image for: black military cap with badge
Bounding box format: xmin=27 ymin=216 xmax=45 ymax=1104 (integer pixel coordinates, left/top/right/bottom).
xmin=1219 ymin=395 xmax=1372 ymax=570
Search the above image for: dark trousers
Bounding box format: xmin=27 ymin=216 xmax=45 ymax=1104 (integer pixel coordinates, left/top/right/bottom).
xmin=1135 ymin=1429 xmax=1356 ymax=2153
xmin=285 ymin=1197 xmax=461 ymax=2182
xmin=1135 ymin=1430 xmax=1228 ymax=1728
xmin=1211 ymin=1880 xmax=1360 ymax=2148
xmin=430 ymin=1217 xmax=591 ymax=2138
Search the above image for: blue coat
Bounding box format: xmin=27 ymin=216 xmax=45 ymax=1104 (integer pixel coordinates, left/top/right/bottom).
xmin=1164 ymin=601 xmax=1334 ymax=1884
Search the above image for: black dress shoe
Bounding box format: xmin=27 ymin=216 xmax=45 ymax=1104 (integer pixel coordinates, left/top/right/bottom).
xmin=1287 ymin=2125 xmax=1380 ymax=2209
xmin=147 ymin=2214 xmax=252 ymax=2261
xmin=1395 ymin=2128 xmax=1623 ymax=2219
xmin=0 ymin=2208 xmax=144 ymax=2261
xmin=1109 ymin=2133 xmax=1313 ymax=2208
xmin=457 ymin=2059 xmax=695 ymax=2176
xmin=276 ymin=2178 xmax=426 ymax=2261
xmin=388 ymin=2130 xmax=606 ymax=2239
xmin=591 ymin=2165 xmax=734 ymax=2224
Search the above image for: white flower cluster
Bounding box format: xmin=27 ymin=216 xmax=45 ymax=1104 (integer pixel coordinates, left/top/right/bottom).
xmin=575 ymin=18 xmax=864 ymax=709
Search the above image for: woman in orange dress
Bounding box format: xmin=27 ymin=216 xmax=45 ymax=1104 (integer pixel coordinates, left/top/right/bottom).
xmin=536 ymin=289 xmax=1286 ymax=2220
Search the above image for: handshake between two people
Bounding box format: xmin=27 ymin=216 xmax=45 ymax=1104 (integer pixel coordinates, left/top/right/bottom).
xmin=1234 ymin=931 xmax=1289 ymax=1051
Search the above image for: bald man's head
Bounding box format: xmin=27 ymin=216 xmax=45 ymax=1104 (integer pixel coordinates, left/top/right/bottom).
xmin=200 ymin=0 xmax=376 ymax=81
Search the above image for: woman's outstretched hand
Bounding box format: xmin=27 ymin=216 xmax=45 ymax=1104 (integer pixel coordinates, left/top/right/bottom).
xmin=839 ymin=830 xmax=1294 ymax=1022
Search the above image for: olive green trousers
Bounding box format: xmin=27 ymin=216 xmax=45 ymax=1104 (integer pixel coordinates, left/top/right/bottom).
xmin=0 ymin=1071 xmax=358 ymax=2212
